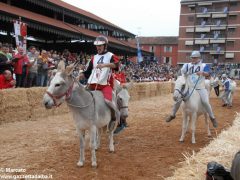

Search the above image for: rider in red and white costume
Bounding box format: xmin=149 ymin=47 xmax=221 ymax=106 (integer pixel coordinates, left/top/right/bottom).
xmin=78 ymin=35 xmax=119 ymax=130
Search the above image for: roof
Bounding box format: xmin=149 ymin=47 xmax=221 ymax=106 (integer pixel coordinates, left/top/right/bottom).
xmin=0 ymin=2 xmax=138 ymax=50
xmin=47 ymin=0 xmax=134 ymax=36
xmin=129 ymin=36 xmax=179 ymax=45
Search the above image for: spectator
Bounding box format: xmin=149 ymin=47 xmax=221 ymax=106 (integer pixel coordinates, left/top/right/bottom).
xmin=13 ymin=47 xmax=30 ymax=87
xmin=0 ymin=70 xmax=16 ymax=89
xmin=27 ymin=46 xmax=39 ymax=87
xmin=0 ymin=44 xmax=13 ymax=74
xmin=37 ymin=50 xmax=49 ymax=87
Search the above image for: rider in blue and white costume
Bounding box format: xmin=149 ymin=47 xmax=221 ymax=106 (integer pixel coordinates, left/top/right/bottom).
xmin=166 ymin=51 xmax=218 ymax=128
xmin=220 ymin=74 xmax=232 ymax=107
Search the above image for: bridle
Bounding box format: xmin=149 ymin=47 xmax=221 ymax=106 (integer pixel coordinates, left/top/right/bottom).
xmin=174 ymin=84 xmax=189 ymax=102
xmin=46 ymin=82 xmax=74 ymax=107
xmin=117 ymin=90 xmax=129 ymax=110
xmin=117 ymin=97 xmax=128 ymax=109
xmin=174 ymin=75 xmax=200 ymax=102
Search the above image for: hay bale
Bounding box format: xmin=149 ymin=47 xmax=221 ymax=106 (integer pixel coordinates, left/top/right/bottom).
xmin=26 ymin=87 xmax=69 ymax=119
xmin=26 ymin=87 xmax=53 ymax=119
xmin=166 ymin=114 xmax=240 ymax=180
xmin=129 ymin=82 xmax=172 ymax=101
xmin=0 ymin=82 xmax=172 ymax=124
xmin=0 ymin=88 xmax=30 ymax=123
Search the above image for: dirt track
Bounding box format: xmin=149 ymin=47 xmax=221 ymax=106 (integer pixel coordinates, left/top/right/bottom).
xmin=0 ymin=91 xmax=239 ymax=180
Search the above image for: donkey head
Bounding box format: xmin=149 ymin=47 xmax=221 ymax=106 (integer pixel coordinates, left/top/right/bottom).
xmin=173 ymin=76 xmax=187 ymax=102
xmin=43 ymin=63 xmax=77 ymax=109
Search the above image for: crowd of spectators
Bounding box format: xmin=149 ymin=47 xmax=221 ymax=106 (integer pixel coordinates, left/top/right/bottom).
xmin=122 ymin=61 xmax=180 ymax=82
xmin=1 ymin=42 xmax=240 ymax=90
xmin=0 ymin=42 xmax=91 ymax=89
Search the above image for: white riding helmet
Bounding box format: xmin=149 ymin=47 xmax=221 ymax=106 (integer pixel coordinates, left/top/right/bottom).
xmin=190 ymin=51 xmax=201 ymax=58
xmin=222 ymin=74 xmax=227 ymax=78
xmin=93 ymin=35 xmax=108 ymax=46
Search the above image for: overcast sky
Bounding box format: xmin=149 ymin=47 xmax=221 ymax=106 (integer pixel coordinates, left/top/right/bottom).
xmin=62 ymin=0 xmax=181 ymax=37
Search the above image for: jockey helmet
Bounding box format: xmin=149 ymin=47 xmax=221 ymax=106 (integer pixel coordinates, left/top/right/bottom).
xmin=190 ymin=51 xmax=201 ymax=58
xmin=94 ymin=36 xmax=108 ymax=46
xmin=222 ymin=74 xmax=227 ymax=78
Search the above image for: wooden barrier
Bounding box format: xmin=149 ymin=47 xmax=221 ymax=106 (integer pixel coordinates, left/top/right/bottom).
xmin=0 ymin=82 xmax=172 ymax=124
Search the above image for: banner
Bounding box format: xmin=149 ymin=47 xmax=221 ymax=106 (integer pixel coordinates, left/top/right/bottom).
xmin=14 ymin=20 xmax=27 ymax=53
xmin=136 ymin=37 xmax=143 ymax=63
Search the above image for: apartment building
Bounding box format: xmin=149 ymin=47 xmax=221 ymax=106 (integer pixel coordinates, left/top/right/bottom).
xmin=179 ymin=0 xmax=240 ymax=64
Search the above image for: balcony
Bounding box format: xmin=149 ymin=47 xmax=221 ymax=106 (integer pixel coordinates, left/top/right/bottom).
xmin=195 ymin=27 xmax=211 ymax=32
xmin=186 ymin=27 xmax=194 ymax=33
xmin=211 ymin=26 xmax=227 ymax=30
xmin=210 ymin=39 xmax=226 ymax=43
xmin=185 ymin=41 xmax=194 ymax=45
xmin=195 ymin=39 xmax=209 ymax=44
xmin=196 ymin=13 xmax=211 ymax=18
xmin=209 ymin=47 xmax=225 ymax=54
xmin=212 ymin=13 xmax=227 ymax=18
xmin=225 ymin=53 xmax=234 ymax=58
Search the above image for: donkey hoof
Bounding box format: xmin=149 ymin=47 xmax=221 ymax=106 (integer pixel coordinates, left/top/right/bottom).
xmin=92 ymin=162 xmax=97 ymax=168
xmin=179 ymin=138 xmax=184 ymax=143
xmin=77 ymin=161 xmax=84 ymax=167
xmin=109 ymin=147 xmax=115 ymax=153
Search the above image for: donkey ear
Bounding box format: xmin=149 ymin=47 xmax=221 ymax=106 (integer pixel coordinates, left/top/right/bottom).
xmin=64 ymin=64 xmax=75 ymax=76
xmin=57 ymin=59 xmax=65 ymax=72
xmin=124 ymin=81 xmax=133 ymax=90
xmin=114 ymin=79 xmax=122 ymax=93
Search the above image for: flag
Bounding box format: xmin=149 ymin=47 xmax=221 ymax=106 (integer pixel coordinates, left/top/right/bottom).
xmin=14 ymin=20 xmax=27 ymax=53
xmin=214 ymin=32 xmax=219 ymax=39
xmin=201 ymin=21 xmax=206 ymax=27
xmin=136 ymin=37 xmax=143 ymax=63
xmin=203 ymin=7 xmax=208 ymax=14
xmin=217 ymin=47 xmax=221 ymax=53
xmin=216 ymin=20 xmax=221 ymax=27
xmin=223 ymin=7 xmax=228 ymax=14
xmin=201 ymin=34 xmax=205 ymax=39
xmin=200 ymin=46 xmax=205 ymax=52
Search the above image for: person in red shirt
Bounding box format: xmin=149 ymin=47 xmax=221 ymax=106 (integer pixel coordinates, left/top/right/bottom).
xmin=0 ymin=70 xmax=16 ymax=89
xmin=13 ymin=47 xmax=30 ymax=87
xmin=114 ymin=71 xmax=126 ymax=84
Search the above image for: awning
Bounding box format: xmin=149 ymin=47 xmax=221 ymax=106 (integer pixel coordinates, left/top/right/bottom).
xmin=0 ymin=2 xmax=149 ymax=54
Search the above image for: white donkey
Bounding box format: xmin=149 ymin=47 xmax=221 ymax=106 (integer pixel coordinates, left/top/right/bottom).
xmin=43 ymin=65 xmax=118 ymax=168
xmin=115 ymin=81 xmax=133 ymax=120
xmin=173 ymin=76 xmax=211 ymax=144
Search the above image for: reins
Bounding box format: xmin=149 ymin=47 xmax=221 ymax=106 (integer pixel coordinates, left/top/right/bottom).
xmin=174 ymin=75 xmax=200 ymax=102
xmin=46 ymin=81 xmax=74 ymax=107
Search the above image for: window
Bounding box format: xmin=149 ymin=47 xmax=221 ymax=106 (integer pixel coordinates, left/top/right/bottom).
xmin=229 ymin=15 xmax=237 ymax=20
xmin=188 ymin=16 xmax=194 ymax=22
xmin=228 ymin=28 xmax=236 ymax=35
xmin=230 ymin=2 xmax=238 ymax=6
xmin=164 ymin=57 xmax=172 ymax=64
xmin=226 ymin=41 xmax=234 ymax=47
xmin=164 ymin=46 xmax=172 ymax=52
xmin=149 ymin=46 xmax=155 ymax=52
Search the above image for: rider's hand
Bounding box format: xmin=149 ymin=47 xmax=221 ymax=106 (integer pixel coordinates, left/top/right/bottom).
xmin=78 ymin=73 xmax=85 ymax=80
xmin=196 ymin=71 xmax=203 ymax=76
xmin=96 ymin=64 xmax=104 ymax=69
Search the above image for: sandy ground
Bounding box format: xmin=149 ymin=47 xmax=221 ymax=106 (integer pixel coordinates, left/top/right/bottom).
xmin=0 ymin=91 xmax=239 ymax=180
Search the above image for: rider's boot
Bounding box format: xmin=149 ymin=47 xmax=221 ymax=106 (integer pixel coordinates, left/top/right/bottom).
xmin=105 ymin=100 xmax=120 ymax=131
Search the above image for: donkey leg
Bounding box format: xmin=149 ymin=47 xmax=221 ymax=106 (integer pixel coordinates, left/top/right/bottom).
xmin=191 ymin=113 xmax=197 ymax=144
xmin=90 ymin=125 xmax=97 ymax=167
xmin=109 ymin=130 xmax=114 ymax=152
xmin=77 ymin=130 xmax=85 ymax=167
xmin=96 ymin=128 xmax=102 ymax=150
xmin=179 ymin=113 xmax=188 ymax=142
xmin=204 ymin=113 xmax=211 ymax=137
